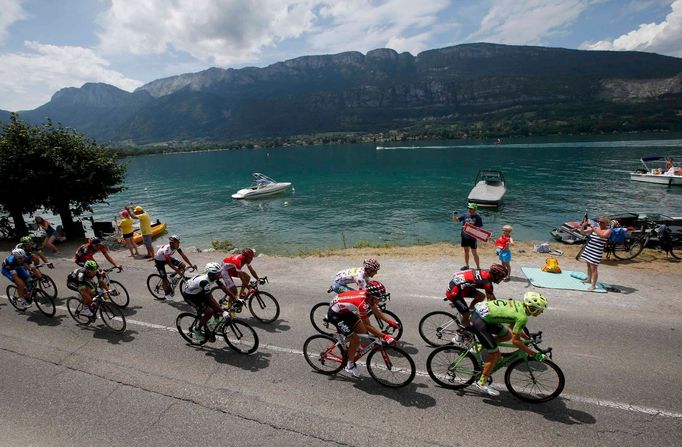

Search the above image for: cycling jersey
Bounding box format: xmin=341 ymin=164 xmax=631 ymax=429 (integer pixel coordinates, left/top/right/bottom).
xmin=183 ymin=274 xmax=222 ymax=296
xmin=154 ymin=244 xmax=183 ymax=262
xmin=329 ymin=290 xmax=371 ymax=318
xmin=333 ymin=267 xmax=370 ymax=290
xmin=446 ymin=269 xmax=494 ymax=300
xmin=67 ymin=267 xmax=103 ymax=291
xmin=74 ymin=242 xmax=107 ymax=263
xmin=1 ymin=255 xmax=30 ymax=281
xmin=474 ymin=299 xmax=528 ymax=334
xmin=223 ymin=254 xmax=248 ymax=271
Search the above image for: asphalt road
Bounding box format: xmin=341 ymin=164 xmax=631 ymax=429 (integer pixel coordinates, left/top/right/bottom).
xmin=1 ymin=254 xmax=680 ymax=446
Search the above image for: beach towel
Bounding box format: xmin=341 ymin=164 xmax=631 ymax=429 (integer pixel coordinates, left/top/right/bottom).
xmin=521 ymin=267 xmax=607 ymax=293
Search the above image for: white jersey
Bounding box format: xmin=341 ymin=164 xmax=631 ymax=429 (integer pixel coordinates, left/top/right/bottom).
xmin=333 ymin=267 xmax=370 ymax=289
xmin=154 ymin=244 xmax=181 ymax=262
xmin=183 ymin=273 xmax=219 ymax=295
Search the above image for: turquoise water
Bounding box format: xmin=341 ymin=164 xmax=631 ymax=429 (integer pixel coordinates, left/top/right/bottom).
xmin=92 ymin=136 xmax=682 ymax=254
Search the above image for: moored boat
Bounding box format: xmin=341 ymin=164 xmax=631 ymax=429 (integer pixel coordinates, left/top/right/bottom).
xmin=467 ymin=169 xmax=506 ymax=207
xmin=133 ymin=221 xmax=166 ymax=245
xmin=231 ymin=173 xmax=292 ymax=200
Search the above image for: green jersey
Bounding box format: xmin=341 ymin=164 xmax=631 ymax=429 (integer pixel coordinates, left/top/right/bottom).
xmin=474 ymin=299 xmax=528 ymax=334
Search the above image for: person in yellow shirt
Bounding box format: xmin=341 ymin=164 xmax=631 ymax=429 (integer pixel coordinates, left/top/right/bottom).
xmin=130 ymin=205 xmax=154 ymax=258
xmin=117 ymin=210 xmax=139 ymax=257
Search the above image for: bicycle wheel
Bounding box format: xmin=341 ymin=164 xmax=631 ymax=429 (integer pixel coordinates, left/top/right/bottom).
xmin=176 ymin=312 xmax=207 ymax=346
xmin=99 ymin=302 xmax=126 ymax=332
xmin=146 ymin=274 xmax=167 ymax=300
xmin=418 ymin=311 xmax=461 ymax=346
xmin=107 ymin=280 xmax=130 ymax=308
xmin=504 ymin=357 xmax=565 ymax=403
xmin=310 ymin=302 xmax=335 ymax=335
xmin=5 ymin=285 xmax=28 ymax=311
xmin=37 ymin=274 xmax=58 ymax=299
xmin=66 ymin=297 xmax=92 ymax=325
xmin=373 ymin=309 xmax=403 ymax=340
xmin=426 ymin=345 xmax=480 ymax=389
xmin=302 ymin=334 xmax=346 ymax=374
xmin=366 ymin=346 xmax=415 ymax=388
xmin=222 ymin=320 xmax=259 ymax=354
xmin=248 ymin=291 xmax=280 ymax=323
xmin=612 ymin=237 xmax=644 ymax=260
xmin=33 ymin=290 xmax=56 ymax=317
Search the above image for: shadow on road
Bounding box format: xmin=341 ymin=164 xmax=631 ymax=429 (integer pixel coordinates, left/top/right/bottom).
xmin=120 ymin=305 xmax=144 ymax=317
xmin=248 ymin=319 xmax=291 ymax=333
xmin=482 ymin=394 xmax=596 ymax=425
xmin=201 ymin=346 xmax=272 ymax=371
xmin=26 ymin=313 xmax=67 ymax=327
xmin=353 ymin=380 xmax=437 ymax=409
xmin=92 ymin=328 xmax=139 ymax=344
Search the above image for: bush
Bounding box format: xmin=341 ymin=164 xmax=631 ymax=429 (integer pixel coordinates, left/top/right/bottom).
xmin=211 ymin=239 xmax=235 ymax=251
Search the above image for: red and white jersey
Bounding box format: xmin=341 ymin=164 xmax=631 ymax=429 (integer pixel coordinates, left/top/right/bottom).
xmin=154 ymin=244 xmax=181 ymax=262
xmin=220 ymin=264 xmax=236 ymax=288
xmin=333 ymin=267 xmax=370 ymax=289
xmin=329 ymin=290 xmax=371 ymax=318
xmin=223 ymin=254 xmax=248 ymax=271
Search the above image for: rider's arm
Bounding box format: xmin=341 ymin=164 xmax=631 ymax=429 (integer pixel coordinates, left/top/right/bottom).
xmin=103 ymin=250 xmax=120 ymax=268
xmin=510 ymin=331 xmax=536 ymax=357
xmin=368 ymin=303 xmax=397 ymax=326
xmin=238 ymin=270 xmax=251 ymax=291
xmin=178 ymin=249 xmax=193 ymax=268
xmin=246 ymin=263 xmax=259 ymax=281
xmin=360 ymin=316 xmax=385 ymax=338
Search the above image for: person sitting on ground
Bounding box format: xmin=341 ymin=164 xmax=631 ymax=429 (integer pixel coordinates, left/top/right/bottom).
xmin=223 ymin=248 xmax=261 ymax=301
xmin=117 ymin=210 xmax=139 ymax=258
xmin=34 ymin=216 xmax=59 ymax=254
xmin=445 ymin=264 xmax=507 ymax=331
xmin=453 ymin=203 xmax=483 ymax=270
xmin=326 ymin=280 xmax=399 ymax=378
xmin=180 ymin=263 xmax=231 ymax=343
xmin=2 ymin=248 xmax=32 ymax=306
xmin=469 ymin=292 xmax=549 ymax=397
xmin=74 ymin=237 xmax=122 ymax=270
xmin=66 ymin=260 xmax=109 ymax=318
xmin=154 ymin=234 xmax=195 ymax=300
xmin=329 ymin=258 xmax=380 ymax=293
xmin=495 ymin=225 xmax=514 ymax=280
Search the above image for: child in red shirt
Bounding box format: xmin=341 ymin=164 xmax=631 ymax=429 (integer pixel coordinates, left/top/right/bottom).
xmin=495 ymin=225 xmax=514 ymax=280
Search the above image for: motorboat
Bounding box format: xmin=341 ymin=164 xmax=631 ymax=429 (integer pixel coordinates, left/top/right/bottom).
xmin=231 ymin=173 xmax=292 ymax=200
xmin=467 ymin=169 xmax=506 ymax=207
xmin=630 ymin=156 xmax=682 ymax=186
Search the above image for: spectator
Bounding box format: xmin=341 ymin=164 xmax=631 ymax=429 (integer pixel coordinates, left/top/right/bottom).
xmin=453 ymin=203 xmax=483 ymax=270
xmin=130 ymin=205 xmax=154 ymax=258
xmin=580 ymin=216 xmax=612 ymax=291
xmin=34 ymin=216 xmax=58 ymax=254
xmin=495 ymin=225 xmax=514 ymax=280
xmin=117 ymin=210 xmax=139 ymax=257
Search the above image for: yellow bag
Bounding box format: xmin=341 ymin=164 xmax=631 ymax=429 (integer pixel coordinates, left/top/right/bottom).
xmin=542 ymin=257 xmax=561 ymax=273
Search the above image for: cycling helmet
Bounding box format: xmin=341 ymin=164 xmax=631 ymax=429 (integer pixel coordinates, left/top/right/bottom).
xmin=242 ymin=248 xmax=256 ymax=259
xmin=366 ymin=280 xmax=387 ymax=299
xmin=20 ymin=236 xmax=33 ymax=244
xmin=169 ymin=235 xmax=180 ymax=243
xmin=363 ymin=258 xmax=380 ymax=273
xmin=523 ymin=291 xmax=548 ymax=316
xmin=488 ymin=264 xmax=508 ymax=282
xmin=84 ymin=260 xmax=98 ymax=271
xmin=206 ymin=262 xmax=222 ymax=275
xmin=90 ymin=237 xmax=103 ymax=245
xmin=11 ymin=248 xmax=26 ymax=258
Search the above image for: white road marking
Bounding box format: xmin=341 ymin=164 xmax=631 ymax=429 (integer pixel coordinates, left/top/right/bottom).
xmin=1 ymin=295 xmax=680 ymax=419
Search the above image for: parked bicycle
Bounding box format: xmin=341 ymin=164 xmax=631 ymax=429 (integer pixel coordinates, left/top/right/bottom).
xmin=176 ymin=299 xmax=259 ymax=354
xmin=6 ymin=275 xmax=56 ymax=317
xmin=303 ymin=332 xmax=415 ymax=388
xmin=418 ymin=308 xmax=466 ymax=346
xmin=66 ymin=286 xmax=127 ymax=332
xmin=211 ymin=276 xmax=280 ymax=323
xmin=146 ymin=266 xmax=197 ymax=300
xmin=309 ymin=289 xmax=403 ymax=339
xmin=603 ymin=219 xmax=655 ymax=260
xmin=426 ymin=330 xmax=564 ymax=403
xmin=656 ymin=223 xmax=682 ymax=259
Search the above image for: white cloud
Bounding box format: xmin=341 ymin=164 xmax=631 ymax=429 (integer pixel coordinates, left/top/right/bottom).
xmin=467 ymin=0 xmax=590 ymax=45
xmin=0 ymin=41 xmax=142 ymax=111
xmin=0 ymin=0 xmax=28 ymax=43
xmin=581 ymin=0 xmax=682 ymax=56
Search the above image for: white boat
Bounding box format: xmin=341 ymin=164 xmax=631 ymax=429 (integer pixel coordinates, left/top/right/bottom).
xmin=467 ymin=169 xmax=506 ymax=207
xmin=630 ymin=156 xmax=682 ymax=186
xmin=231 ymin=173 xmax=292 ymax=199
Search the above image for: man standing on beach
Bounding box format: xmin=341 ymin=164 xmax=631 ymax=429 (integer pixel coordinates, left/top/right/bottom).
xmin=453 ymin=203 xmax=483 ymax=270
xmin=130 ymin=205 xmax=154 ymax=258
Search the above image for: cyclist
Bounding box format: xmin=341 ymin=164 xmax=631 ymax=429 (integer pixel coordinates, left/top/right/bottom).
xmin=16 ymin=235 xmax=53 ymax=269
xmin=66 ymin=260 xmax=109 ymax=318
xmin=218 ymin=261 xmax=243 ymax=316
xmin=446 ymin=264 xmax=507 ymax=330
xmin=330 ymin=258 xmax=380 ymax=293
xmin=223 ymin=248 xmax=261 ymax=299
xmin=469 ymin=291 xmax=549 ymax=397
xmin=326 ymin=280 xmax=399 ymax=378
xmin=2 ymin=248 xmax=32 ymax=306
xmin=74 ymin=237 xmax=122 ymax=270
xmin=180 ymin=263 xmax=230 ymax=343
xmin=154 ymin=235 xmax=196 ymax=300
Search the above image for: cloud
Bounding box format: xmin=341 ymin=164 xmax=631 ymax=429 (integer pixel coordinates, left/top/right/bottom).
xmin=467 ymin=0 xmax=590 ymax=45
xmin=0 ymin=0 xmax=28 ymax=43
xmin=0 ymin=41 xmax=142 ymax=111
xmin=581 ymin=0 xmax=682 ymax=56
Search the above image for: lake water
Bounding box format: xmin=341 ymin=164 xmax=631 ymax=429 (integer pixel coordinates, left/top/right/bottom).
xmin=91 ymin=136 xmax=682 ymax=255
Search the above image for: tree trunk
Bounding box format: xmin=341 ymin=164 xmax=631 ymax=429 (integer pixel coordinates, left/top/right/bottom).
xmin=7 ymin=206 xmax=28 ymax=238
xmin=56 ymin=203 xmax=85 ymax=241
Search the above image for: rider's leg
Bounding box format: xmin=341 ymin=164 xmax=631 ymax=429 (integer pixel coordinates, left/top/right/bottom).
xmin=13 ymin=273 xmax=27 ymax=299
xmin=79 ymin=286 xmax=95 ymax=307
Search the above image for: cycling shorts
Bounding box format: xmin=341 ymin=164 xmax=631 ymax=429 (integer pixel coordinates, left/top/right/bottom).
xmin=1 ymin=266 xmax=29 ymax=282
xmin=446 ymin=286 xmax=479 ymax=316
xmin=326 ymin=308 xmax=360 ymax=336
xmin=470 ymin=312 xmax=508 ymax=352
xmin=155 ymin=258 xmax=182 ymax=276
xmin=181 ymin=290 xmax=211 ymax=311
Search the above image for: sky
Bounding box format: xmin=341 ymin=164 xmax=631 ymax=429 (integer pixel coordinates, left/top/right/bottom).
xmin=1 ymin=0 xmax=681 ymax=111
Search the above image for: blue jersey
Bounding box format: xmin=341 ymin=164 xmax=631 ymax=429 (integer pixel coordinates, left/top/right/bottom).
xmin=2 ymin=255 xmax=25 ymax=270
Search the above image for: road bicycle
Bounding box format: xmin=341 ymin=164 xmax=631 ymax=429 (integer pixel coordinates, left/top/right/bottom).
xmin=303 ymin=332 xmax=415 ymax=388
xmin=176 ymin=299 xmax=259 ymax=354
xmin=309 ymin=290 xmax=403 ymax=339
xmin=6 ymin=275 xmax=56 ymax=317
xmin=603 ymin=220 xmax=655 ymax=260
xmin=99 ymin=266 xmax=130 ymax=307
xmin=418 ymin=308 xmax=466 ymax=346
xmin=211 ymin=276 xmax=280 ymax=323
xmin=426 ymin=330 xmax=564 ymax=403
xmin=146 ymin=265 xmax=196 ymax=300
xmin=26 ymin=263 xmax=58 ymax=299
xmin=66 ymin=287 xmax=127 ymax=332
